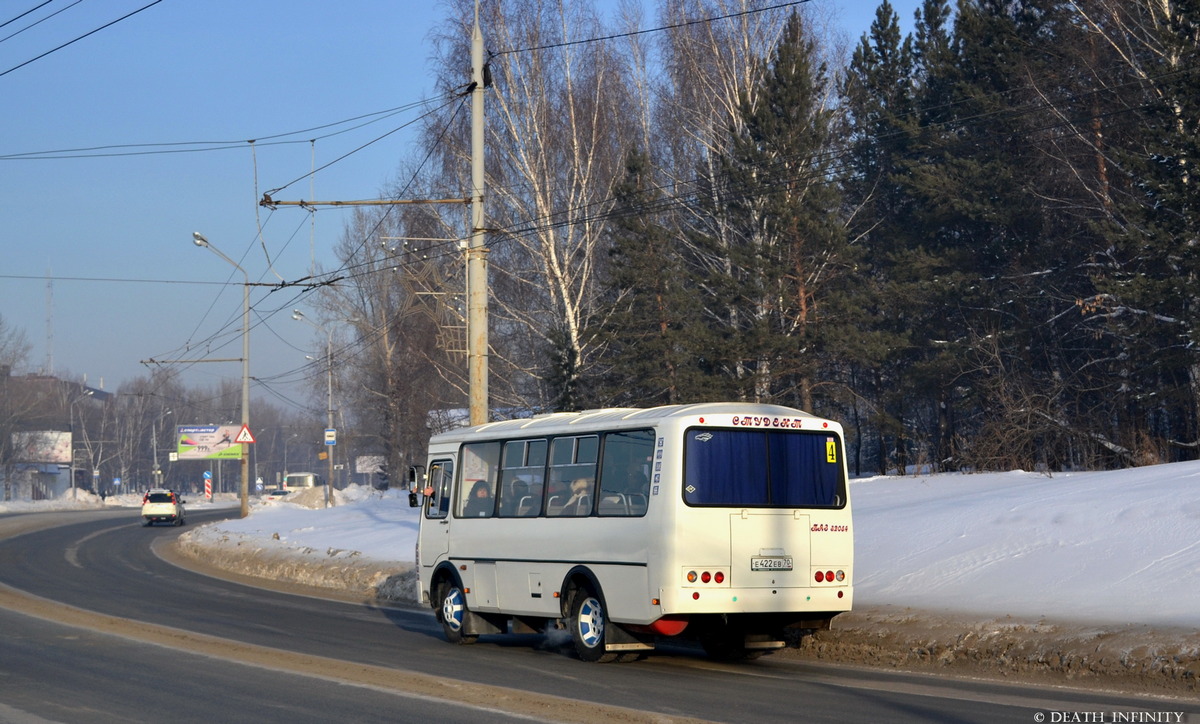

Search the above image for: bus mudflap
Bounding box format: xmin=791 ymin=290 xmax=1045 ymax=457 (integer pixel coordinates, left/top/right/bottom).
xmin=463 ymin=610 xmax=505 ymax=637
xmin=604 ymin=622 xmax=655 ymax=652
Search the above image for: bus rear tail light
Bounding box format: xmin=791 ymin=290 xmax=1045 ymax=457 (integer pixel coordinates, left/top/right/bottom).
xmin=684 ymin=569 xmax=729 ymax=586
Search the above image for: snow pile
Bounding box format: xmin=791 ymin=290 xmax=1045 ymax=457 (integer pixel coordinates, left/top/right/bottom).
xmin=851 ymin=466 xmax=1200 ymax=627
xmin=0 ymin=488 xmax=110 ymax=512
xmin=175 ymin=486 xmax=419 ymax=600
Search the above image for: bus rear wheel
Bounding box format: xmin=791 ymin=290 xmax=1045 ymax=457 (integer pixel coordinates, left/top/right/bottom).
xmin=569 ymin=588 xmax=617 ymax=663
xmin=438 ymin=581 xmax=478 ymax=645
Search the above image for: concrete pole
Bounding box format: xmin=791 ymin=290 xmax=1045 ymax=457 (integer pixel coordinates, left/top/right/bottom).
xmin=325 ymin=331 xmax=334 ymax=508
xmin=467 ymin=1 xmax=488 ymax=426
xmin=239 ymin=276 xmax=250 ymax=518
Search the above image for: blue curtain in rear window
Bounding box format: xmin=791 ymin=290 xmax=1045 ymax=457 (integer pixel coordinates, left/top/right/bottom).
xmin=767 ymin=432 xmax=838 ymax=506
xmin=684 ymin=430 xmax=770 ymax=505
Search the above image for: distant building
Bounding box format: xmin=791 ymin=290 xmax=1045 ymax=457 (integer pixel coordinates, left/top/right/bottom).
xmin=1 ymin=367 xmax=108 ymax=501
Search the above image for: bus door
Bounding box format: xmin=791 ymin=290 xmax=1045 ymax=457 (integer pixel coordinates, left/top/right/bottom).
xmin=420 ymin=458 xmax=454 ymax=567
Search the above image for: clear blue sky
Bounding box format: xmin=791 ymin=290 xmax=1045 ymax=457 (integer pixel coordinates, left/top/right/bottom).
xmin=0 ymin=0 xmax=918 ymax=411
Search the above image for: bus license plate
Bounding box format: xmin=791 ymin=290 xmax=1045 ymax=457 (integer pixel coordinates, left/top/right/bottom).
xmin=750 ymin=556 xmax=793 ymax=571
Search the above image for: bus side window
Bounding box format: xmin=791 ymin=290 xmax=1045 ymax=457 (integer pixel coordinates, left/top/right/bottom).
xmin=547 ymin=436 xmax=597 ymax=517
xmin=499 ymin=439 xmax=546 ymax=517
xmin=457 ymin=441 xmax=501 ymax=518
xmin=597 ymin=430 xmax=654 ymax=517
xmin=425 ymin=460 xmax=453 ymax=519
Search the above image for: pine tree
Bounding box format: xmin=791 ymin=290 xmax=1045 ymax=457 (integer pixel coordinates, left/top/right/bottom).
xmin=698 ymin=11 xmax=851 ymax=410
xmin=1091 ymin=0 xmax=1200 ymax=453
xmin=875 ymin=0 xmax=1086 ymax=470
xmin=840 ymin=0 xmax=921 ymax=473
xmin=588 ymin=150 xmax=717 ymax=407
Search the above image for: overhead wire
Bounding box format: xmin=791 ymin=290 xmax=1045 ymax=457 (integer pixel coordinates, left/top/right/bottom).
xmin=0 ymin=0 xmax=83 ymax=45
xmin=126 ymin=92 xmax=464 ymax=390
xmin=0 ymin=0 xmax=164 ymax=78
xmin=492 ymin=0 xmax=815 ymax=56
xmin=0 ymin=1 xmax=53 ymax=31
xmin=262 ymin=94 xmax=463 ymax=199
xmin=0 ymin=98 xmax=448 ymax=160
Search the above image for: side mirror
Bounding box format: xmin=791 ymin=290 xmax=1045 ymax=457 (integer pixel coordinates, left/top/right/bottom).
xmin=408 ymin=491 xmax=419 ymax=508
xmin=407 ymin=465 xmax=425 ymax=486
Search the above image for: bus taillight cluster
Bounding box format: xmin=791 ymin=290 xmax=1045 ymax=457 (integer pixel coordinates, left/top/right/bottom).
xmin=685 ymin=569 xmax=727 ymax=585
xmin=814 ymin=570 xmax=846 ymax=583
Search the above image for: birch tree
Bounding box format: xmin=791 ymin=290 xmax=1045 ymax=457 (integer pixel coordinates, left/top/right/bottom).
xmin=421 ymin=0 xmax=635 ymax=411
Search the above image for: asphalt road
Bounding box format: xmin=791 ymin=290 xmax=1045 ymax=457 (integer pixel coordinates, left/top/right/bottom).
xmin=0 ymin=508 xmax=1195 ymax=724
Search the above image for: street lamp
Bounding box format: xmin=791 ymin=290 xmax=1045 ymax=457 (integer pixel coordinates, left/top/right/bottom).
xmin=293 ymin=309 xmax=358 ymax=509
xmin=193 ymin=231 xmax=251 ymax=518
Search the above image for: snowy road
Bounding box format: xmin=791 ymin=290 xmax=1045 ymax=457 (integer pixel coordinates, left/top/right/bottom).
xmin=2 ymin=509 xmax=1195 ymax=724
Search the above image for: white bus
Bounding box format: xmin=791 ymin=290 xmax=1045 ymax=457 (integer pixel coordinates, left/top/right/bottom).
xmin=410 ymin=403 xmax=853 ymax=662
xmin=283 ymin=472 xmax=324 ymax=489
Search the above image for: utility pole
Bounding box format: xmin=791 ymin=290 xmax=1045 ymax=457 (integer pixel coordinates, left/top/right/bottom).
xmin=467 ymin=0 xmax=488 ymax=426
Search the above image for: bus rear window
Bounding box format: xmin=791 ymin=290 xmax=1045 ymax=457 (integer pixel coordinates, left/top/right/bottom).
xmin=683 ymin=429 xmax=845 ymax=508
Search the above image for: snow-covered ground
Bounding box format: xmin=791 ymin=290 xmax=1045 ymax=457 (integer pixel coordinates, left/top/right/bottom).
xmin=5 ymin=461 xmax=1199 ymax=628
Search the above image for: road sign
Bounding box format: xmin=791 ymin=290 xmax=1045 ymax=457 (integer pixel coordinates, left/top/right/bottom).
xmin=235 ymin=425 xmax=256 ymax=444
xmin=203 ymin=470 xmax=212 ymax=480
xmin=325 ymin=428 xmax=336 ymax=445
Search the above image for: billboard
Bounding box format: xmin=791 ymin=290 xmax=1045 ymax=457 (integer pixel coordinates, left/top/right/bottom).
xmin=12 ymin=431 xmax=71 ymax=464
xmin=176 ymin=425 xmax=243 ymax=460
xmin=356 ymin=455 xmax=385 ymax=474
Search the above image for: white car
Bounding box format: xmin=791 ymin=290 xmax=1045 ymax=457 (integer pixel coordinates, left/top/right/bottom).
xmin=141 ymin=489 xmax=186 ymax=526
xmin=262 ymin=488 xmax=291 ymax=502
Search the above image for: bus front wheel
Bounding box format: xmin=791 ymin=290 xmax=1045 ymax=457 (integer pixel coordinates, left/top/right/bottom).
xmin=569 ymin=587 xmax=616 ymax=663
xmin=438 ymin=581 xmax=478 ymax=645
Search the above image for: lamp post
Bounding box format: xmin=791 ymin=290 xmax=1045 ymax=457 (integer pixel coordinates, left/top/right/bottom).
xmin=292 ymin=309 xmax=357 ymax=509
xmin=193 ymin=231 xmax=251 ymax=518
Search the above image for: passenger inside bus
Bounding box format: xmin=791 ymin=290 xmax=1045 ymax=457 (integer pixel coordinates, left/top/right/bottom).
xmin=562 ymin=477 xmax=592 ymax=516
xmin=599 ymin=458 xmax=650 ymax=515
xmin=463 ymin=480 xmax=493 ymax=517
xmin=516 ymin=481 xmax=542 ymax=516
xmin=501 ymin=479 xmax=529 ymax=516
